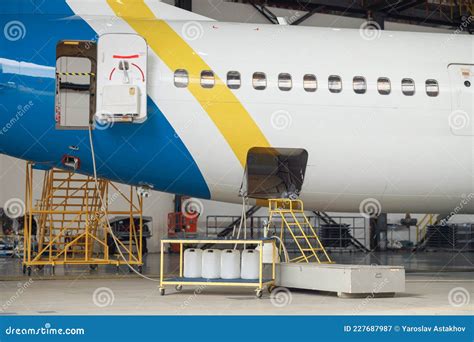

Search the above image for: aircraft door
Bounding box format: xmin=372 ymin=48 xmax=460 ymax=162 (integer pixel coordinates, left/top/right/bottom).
xmin=55 ymin=41 xmax=97 ymax=130
xmin=448 ymin=64 xmax=473 ymax=136
xmin=96 ymin=34 xmax=148 ymax=124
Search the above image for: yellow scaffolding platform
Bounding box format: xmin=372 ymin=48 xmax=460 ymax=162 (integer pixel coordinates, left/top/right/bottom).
xmin=22 ymin=162 xmax=143 ymax=275
xmin=268 ymin=198 xmax=333 ymax=264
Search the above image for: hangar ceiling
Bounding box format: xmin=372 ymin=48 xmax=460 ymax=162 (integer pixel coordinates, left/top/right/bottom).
xmin=231 ymin=0 xmax=474 ymax=31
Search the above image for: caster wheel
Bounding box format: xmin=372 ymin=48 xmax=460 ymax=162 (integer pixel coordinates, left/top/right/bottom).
xmin=256 ymin=289 xmax=263 ymax=299
xmin=159 ymin=287 xmax=165 ymax=296
xmin=267 ymin=285 xmax=275 ymax=294
xmin=51 ymin=266 xmax=55 ymax=275
xmin=175 ymin=285 xmax=182 ymax=292
xmin=27 ymin=266 xmax=32 ymax=277
xmin=89 ymin=264 xmax=98 ymax=271
xmin=129 ymin=267 xmax=134 ymax=273
xmin=22 ymin=265 xmax=26 ymax=275
xmin=138 ymin=266 xmax=143 ymax=274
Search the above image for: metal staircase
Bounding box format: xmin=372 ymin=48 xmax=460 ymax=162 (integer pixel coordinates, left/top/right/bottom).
xmin=23 ymin=163 xmax=144 ymax=275
xmin=269 ymin=199 xmax=333 ymax=263
xmin=414 ymin=214 xmax=440 ymax=250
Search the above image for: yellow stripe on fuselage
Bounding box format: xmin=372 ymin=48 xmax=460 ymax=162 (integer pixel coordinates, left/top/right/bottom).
xmin=106 ymin=0 xmax=270 ymax=167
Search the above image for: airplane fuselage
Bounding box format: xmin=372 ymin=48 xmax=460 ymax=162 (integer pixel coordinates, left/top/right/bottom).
xmin=0 ymin=0 xmax=473 ymax=214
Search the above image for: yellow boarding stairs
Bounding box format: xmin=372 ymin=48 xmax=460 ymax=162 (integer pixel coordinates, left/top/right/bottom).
xmin=268 ymin=199 xmax=333 ymax=264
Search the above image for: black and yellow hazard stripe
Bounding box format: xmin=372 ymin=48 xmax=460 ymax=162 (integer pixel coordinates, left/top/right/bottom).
xmin=56 ymin=72 xmax=95 ymax=76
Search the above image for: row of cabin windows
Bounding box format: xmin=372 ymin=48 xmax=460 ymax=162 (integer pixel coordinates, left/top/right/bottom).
xmin=174 ymin=69 xmax=440 ymax=97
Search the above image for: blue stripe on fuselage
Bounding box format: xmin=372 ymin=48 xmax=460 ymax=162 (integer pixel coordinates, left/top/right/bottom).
xmin=0 ymin=8 xmax=210 ymax=199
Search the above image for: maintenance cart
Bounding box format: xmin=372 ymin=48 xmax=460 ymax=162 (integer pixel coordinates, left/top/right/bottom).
xmin=159 ymin=238 xmax=276 ymax=298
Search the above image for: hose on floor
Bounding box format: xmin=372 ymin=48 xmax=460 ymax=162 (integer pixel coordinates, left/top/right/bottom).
xmin=88 ymin=123 xmax=160 ymax=282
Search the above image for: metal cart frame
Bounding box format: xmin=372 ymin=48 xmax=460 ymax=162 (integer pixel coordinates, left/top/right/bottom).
xmin=159 ymin=239 xmax=276 ymax=298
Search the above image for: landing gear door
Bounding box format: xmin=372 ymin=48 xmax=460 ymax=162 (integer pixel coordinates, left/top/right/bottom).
xmin=96 ymin=34 xmax=148 ymax=124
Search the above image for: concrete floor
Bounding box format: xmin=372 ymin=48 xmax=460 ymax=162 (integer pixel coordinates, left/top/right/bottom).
xmin=0 ymin=251 xmax=472 ymax=315
xmin=0 ymin=272 xmax=472 ymax=315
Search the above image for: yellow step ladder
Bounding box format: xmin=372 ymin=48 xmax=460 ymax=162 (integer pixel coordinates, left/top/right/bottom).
xmin=268 ymin=198 xmax=333 ymax=264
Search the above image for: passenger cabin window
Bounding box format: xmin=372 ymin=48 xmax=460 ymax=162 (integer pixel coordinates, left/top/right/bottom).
xmin=303 ymin=74 xmax=317 ymax=92
xmin=328 ymin=75 xmax=342 ymax=93
xmin=227 ymin=71 xmax=241 ymax=89
xmin=201 ymin=70 xmax=215 ymax=88
xmin=377 ymin=77 xmax=391 ymax=95
xmin=253 ymin=72 xmax=267 ymax=90
xmin=353 ymin=76 xmax=367 ymax=94
xmin=278 ymin=73 xmax=292 ymax=91
xmin=425 ymin=79 xmax=439 ymax=97
xmin=55 ymin=40 xmax=96 ymax=129
xmin=401 ymin=78 xmax=415 ymax=96
xmin=174 ymin=69 xmax=189 ymax=88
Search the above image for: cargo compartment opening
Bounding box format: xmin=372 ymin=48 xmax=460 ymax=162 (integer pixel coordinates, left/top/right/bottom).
xmin=243 ymin=147 xmax=308 ymax=199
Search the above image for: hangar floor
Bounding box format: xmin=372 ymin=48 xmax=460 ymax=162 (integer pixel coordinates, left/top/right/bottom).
xmin=0 ymin=252 xmax=472 ymax=315
xmin=0 ymin=272 xmax=472 ymax=315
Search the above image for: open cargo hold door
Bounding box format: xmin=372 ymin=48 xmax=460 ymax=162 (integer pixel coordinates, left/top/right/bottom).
xmin=55 ymin=41 xmax=97 ymax=129
xmin=244 ymin=147 xmax=308 ymax=199
xmin=96 ymin=34 xmax=148 ymax=124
